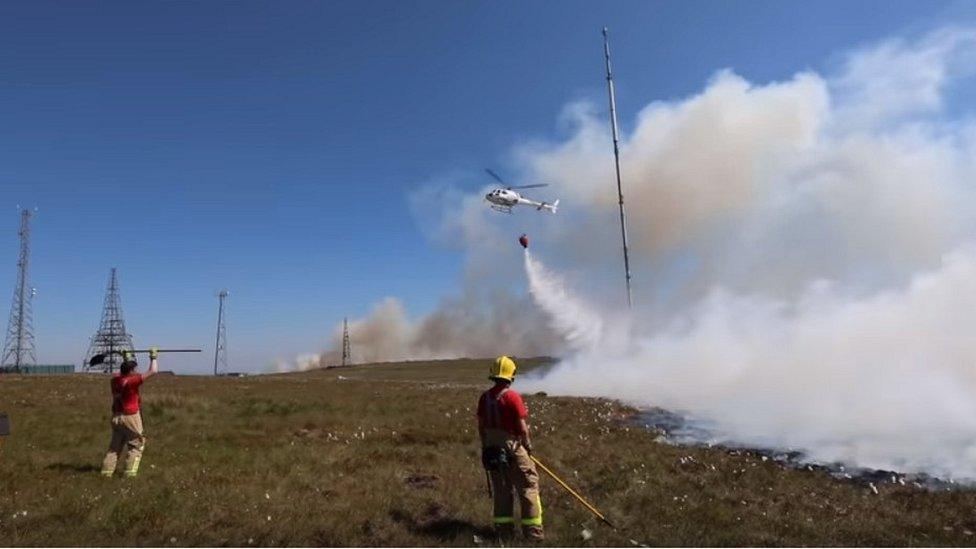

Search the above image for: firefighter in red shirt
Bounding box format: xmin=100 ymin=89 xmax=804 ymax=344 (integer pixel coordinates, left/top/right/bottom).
xmin=477 ymin=356 xmax=543 ymax=541
xmin=100 ymin=347 xmax=159 ymax=478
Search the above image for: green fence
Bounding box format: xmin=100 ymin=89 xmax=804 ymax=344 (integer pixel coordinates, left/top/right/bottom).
xmin=3 ymin=364 xmax=75 ymax=374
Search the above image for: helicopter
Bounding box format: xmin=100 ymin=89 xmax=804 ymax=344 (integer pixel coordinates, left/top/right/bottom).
xmin=483 ymin=169 xmax=559 ymax=214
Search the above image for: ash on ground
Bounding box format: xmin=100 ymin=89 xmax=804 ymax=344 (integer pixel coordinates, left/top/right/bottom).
xmin=636 ymin=407 xmax=958 ymax=491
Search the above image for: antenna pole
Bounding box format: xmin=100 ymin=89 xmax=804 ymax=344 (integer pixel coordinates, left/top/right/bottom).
xmin=341 ymin=317 xmax=351 ymax=367
xmin=603 ymin=27 xmax=634 ymax=309
xmin=214 ymin=290 xmax=228 ymax=375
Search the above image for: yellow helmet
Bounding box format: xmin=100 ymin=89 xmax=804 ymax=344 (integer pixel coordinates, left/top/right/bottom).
xmin=490 ymin=356 xmax=517 ymax=382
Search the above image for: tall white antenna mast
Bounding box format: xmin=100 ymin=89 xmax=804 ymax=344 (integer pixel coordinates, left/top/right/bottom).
xmin=603 ymin=27 xmax=634 ymax=309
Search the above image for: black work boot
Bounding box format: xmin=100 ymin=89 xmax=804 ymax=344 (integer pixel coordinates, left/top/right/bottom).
xmin=523 ymin=525 xmax=544 ymax=542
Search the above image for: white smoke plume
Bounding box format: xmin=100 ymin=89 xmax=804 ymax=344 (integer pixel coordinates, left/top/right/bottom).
xmin=522 ymin=247 xmax=976 ymax=478
xmin=303 ymin=25 xmax=976 ymax=478
xmin=513 ymin=26 xmax=976 ymax=479
xmin=274 ymin=353 xmax=321 ymax=373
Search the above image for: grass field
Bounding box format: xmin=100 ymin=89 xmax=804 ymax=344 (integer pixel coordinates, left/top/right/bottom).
xmin=2 ymin=358 xmax=976 ymax=546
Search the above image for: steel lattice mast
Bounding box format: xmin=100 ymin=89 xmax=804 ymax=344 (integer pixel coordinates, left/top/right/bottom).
xmin=602 ymin=27 xmax=634 ymax=309
xmin=214 ymin=290 xmax=228 ymax=375
xmin=1 ymin=209 xmax=37 ymax=372
xmin=341 ymin=317 xmax=351 ymax=367
xmin=84 ymin=268 xmax=134 ymax=373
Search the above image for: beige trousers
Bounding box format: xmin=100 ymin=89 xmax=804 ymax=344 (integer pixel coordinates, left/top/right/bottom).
xmin=101 ymin=413 xmax=145 ymax=477
xmin=484 ymin=431 xmax=542 ymax=532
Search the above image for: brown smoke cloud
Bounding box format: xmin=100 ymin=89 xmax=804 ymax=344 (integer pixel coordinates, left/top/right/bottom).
xmin=309 ymin=293 xmax=559 ymax=368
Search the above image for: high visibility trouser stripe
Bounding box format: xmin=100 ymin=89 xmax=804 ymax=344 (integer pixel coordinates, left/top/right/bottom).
xmin=521 ymin=495 xmax=543 ymax=526
xmin=125 ymin=456 xmax=141 ymax=476
xmin=493 ymin=516 xmax=514 ymax=524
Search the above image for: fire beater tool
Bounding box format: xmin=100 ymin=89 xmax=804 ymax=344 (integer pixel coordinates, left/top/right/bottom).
xmin=88 ymin=349 xmax=201 ymax=366
xmin=531 ymin=454 xmax=614 ymax=528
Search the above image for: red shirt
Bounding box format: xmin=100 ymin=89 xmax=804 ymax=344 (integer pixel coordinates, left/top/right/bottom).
xmin=111 ymin=373 xmax=145 ymax=415
xmin=477 ymin=385 xmax=528 ymax=436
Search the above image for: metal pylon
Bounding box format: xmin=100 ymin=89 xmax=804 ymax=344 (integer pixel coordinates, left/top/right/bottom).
xmin=341 ymin=317 xmax=351 ymax=367
xmin=84 ymin=268 xmax=134 ymax=373
xmin=1 ymin=209 xmax=37 ymax=372
xmin=214 ymin=290 xmax=228 ymax=375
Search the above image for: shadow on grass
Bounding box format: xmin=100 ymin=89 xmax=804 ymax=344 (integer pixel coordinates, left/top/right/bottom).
xmin=390 ymin=507 xmax=493 ymax=542
xmin=46 ymin=462 xmax=100 ymax=474
xmin=419 ymin=517 xmax=493 ymax=540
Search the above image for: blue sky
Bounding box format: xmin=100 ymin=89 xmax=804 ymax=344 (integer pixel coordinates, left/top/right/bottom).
xmin=0 ymin=0 xmax=970 ymax=373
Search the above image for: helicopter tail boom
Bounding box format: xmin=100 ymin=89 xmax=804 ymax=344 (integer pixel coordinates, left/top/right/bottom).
xmin=539 ymin=199 xmax=559 ymax=213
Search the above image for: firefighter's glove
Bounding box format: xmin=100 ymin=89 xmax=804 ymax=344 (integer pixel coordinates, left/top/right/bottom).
xmin=522 ymin=440 xmax=533 ymax=455
xmin=149 ymin=347 xmax=159 ymax=360
xmin=121 ymin=350 xmax=135 ymax=362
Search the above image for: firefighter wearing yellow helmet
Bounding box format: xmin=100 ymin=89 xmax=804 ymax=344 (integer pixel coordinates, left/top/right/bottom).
xmin=476 ymin=356 xmax=543 ymax=541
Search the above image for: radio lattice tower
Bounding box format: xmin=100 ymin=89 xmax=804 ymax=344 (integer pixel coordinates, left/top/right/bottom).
xmin=214 ymin=290 xmax=228 ymax=375
xmin=1 ymin=209 xmax=37 ymax=372
xmin=84 ymin=268 xmax=134 ymax=373
xmin=341 ymin=317 xmax=351 ymax=367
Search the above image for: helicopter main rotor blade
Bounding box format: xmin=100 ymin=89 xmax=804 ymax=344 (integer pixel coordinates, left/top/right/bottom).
xmin=510 ymin=184 xmax=549 ymax=190
xmin=485 ymin=168 xmax=507 ymax=185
